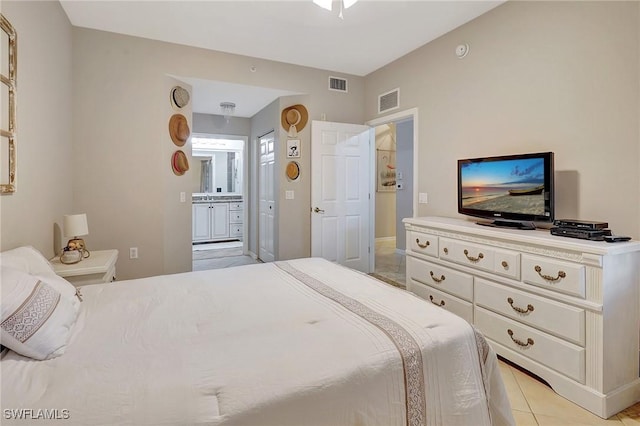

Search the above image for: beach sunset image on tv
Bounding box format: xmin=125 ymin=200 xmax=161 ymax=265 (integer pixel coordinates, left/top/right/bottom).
xmin=460 ymin=158 xmax=546 ymax=215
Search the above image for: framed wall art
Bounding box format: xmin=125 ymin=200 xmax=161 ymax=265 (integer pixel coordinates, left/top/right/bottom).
xmin=376 ymin=149 xmax=396 ymax=192
xmin=286 ymin=139 xmax=300 ymax=158
xmin=1 ymin=14 xmax=17 ymax=194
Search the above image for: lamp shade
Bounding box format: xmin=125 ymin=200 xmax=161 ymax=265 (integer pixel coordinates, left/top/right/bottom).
xmin=63 ymin=214 xmax=89 ymax=238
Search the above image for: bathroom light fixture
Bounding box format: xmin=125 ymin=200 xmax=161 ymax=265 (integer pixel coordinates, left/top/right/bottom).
xmin=220 ymin=102 xmax=236 ymax=122
xmin=313 ymin=0 xmax=358 ymax=19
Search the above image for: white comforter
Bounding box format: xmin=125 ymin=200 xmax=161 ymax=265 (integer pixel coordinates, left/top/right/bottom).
xmin=1 ymin=258 xmax=513 ymax=425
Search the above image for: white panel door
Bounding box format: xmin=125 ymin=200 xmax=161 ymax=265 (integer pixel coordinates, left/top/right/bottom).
xmin=259 ymin=133 xmax=276 ymax=262
xmin=211 ymin=203 xmax=229 ymax=240
xmin=192 ymin=203 xmax=211 ymax=241
xmin=311 ymin=121 xmax=371 ymax=273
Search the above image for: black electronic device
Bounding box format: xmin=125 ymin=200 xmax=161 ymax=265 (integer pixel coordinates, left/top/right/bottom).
xmin=550 ymin=227 xmax=612 ymax=241
xmin=458 ymin=152 xmax=554 ymax=230
xmin=553 ymin=219 xmax=609 ymax=230
xmin=603 ymin=235 xmax=631 ymax=243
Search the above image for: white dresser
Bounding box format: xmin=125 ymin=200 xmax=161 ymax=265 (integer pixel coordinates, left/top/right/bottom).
xmin=404 ymin=216 xmax=640 ymax=418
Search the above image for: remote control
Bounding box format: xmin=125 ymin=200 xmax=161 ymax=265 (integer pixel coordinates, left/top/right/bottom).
xmin=603 ymin=235 xmax=631 ymax=243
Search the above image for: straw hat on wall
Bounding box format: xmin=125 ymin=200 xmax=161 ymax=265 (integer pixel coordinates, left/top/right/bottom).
xmin=169 ymin=114 xmax=190 ymax=147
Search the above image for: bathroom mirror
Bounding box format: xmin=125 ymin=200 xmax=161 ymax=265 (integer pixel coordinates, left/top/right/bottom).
xmin=192 ymin=136 xmax=243 ymax=195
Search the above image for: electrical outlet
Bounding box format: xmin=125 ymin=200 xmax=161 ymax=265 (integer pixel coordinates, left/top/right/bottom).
xmin=180 ymin=192 xmax=186 ymax=203
xmin=129 ymin=247 xmax=138 ymax=259
xmin=419 ymin=193 xmax=428 ymax=204
xmin=285 ymin=190 xmax=294 ymax=200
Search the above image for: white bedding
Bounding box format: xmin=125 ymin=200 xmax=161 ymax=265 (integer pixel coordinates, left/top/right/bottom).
xmin=1 ymin=258 xmax=514 ymax=425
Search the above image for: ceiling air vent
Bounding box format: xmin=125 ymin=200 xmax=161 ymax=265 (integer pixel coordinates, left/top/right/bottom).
xmin=329 ymin=76 xmax=348 ymax=93
xmin=378 ymin=88 xmax=400 ymax=114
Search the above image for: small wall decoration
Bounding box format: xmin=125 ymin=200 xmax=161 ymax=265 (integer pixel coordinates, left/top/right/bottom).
xmin=285 ymin=161 xmax=300 ymax=181
xmin=171 ymin=150 xmax=190 ymax=176
xmin=1 ymin=14 xmax=17 ymax=194
xmin=376 ymin=149 xmax=396 ymax=192
xmin=168 ymin=114 xmax=190 ymax=147
xmin=286 ymin=139 xmax=300 ymax=158
xmin=170 ymin=85 xmax=190 ymax=109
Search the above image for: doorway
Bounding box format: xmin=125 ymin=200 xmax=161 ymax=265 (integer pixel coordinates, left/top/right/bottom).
xmin=367 ymin=109 xmax=417 ymax=287
xmin=190 ymin=134 xmax=256 ymax=270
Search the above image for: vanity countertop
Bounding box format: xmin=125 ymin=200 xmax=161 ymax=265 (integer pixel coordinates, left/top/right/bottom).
xmin=193 ymin=193 xmax=242 ymax=203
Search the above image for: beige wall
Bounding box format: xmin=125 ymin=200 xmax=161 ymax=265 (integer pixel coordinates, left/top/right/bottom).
xmin=72 ymin=28 xmax=366 ymax=279
xmin=365 ymin=1 xmax=640 ymax=238
xmin=0 ymin=1 xmax=73 ymax=257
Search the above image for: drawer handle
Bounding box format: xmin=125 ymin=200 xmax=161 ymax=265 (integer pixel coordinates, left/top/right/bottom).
xmin=463 ymin=249 xmax=484 ymax=262
xmin=534 ymin=265 xmax=566 ymax=282
xmin=501 ymin=260 xmax=509 ymax=269
xmin=508 ymin=329 xmax=534 ymax=348
xmin=429 ymin=271 xmax=446 ymax=283
xmin=416 ymin=238 xmax=430 ymax=249
xmin=443 ymin=247 xmax=449 ymax=255
xmin=507 ymin=297 xmax=534 ymax=314
xmin=429 ymin=295 xmax=445 ymax=306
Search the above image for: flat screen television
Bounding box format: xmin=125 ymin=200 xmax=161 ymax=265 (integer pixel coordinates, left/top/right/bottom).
xmin=457 ymin=152 xmax=554 ymax=230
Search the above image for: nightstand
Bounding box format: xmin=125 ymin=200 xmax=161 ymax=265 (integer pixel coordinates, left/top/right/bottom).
xmin=50 ymin=249 xmax=118 ymax=287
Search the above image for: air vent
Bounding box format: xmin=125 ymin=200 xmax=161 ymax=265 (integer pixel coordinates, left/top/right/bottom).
xmin=378 ymin=88 xmax=400 ymax=113
xmin=329 ymin=76 xmax=348 ymax=93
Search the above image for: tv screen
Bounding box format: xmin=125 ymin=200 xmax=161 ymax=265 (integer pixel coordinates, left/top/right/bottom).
xmin=457 ymin=152 xmax=554 ymax=229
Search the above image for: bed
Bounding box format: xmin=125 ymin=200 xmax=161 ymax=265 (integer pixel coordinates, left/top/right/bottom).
xmin=1 ymin=247 xmax=514 ymax=425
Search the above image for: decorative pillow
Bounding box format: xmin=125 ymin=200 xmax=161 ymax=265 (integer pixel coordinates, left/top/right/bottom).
xmin=0 ymin=246 xmax=57 ymax=277
xmin=0 ymin=247 xmax=81 ymax=308
xmin=1 ymin=267 xmax=79 ymax=360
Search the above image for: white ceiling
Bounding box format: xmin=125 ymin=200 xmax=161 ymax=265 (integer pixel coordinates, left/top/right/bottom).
xmin=60 ymin=0 xmax=504 ymax=116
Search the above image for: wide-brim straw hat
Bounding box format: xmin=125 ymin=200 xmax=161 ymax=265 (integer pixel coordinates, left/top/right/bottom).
xmin=281 ymin=104 xmax=308 ymax=133
xmin=169 ymin=114 xmax=190 ymax=146
xmin=171 ymin=150 xmax=189 ymax=176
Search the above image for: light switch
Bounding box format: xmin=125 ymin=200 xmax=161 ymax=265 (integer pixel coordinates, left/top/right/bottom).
xmin=285 ymin=190 xmax=294 ymax=200
xmin=419 ymin=193 xmax=428 ymax=204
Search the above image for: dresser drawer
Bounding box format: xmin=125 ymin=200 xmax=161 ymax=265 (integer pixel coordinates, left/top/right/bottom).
xmin=475 ymin=307 xmax=585 ymax=383
xmin=493 ymin=248 xmax=521 ymax=280
xmin=521 ymin=254 xmax=585 ymax=298
xmin=440 ymin=238 xmax=495 ymax=273
xmin=475 ymin=278 xmax=585 ymax=346
xmin=229 ymin=202 xmax=243 ymax=211
xmin=409 ymin=231 xmax=438 ymax=258
xmin=407 ymin=256 xmax=473 ymax=302
xmin=409 ymin=280 xmax=473 ymax=323
xmin=229 ymin=211 xmax=243 ymax=223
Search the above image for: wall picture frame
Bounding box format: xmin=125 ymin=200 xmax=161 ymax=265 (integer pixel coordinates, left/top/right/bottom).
xmin=376 ymin=149 xmax=396 ymax=192
xmin=1 ymin=14 xmax=17 ymax=195
xmin=286 ymin=139 xmax=300 ymax=158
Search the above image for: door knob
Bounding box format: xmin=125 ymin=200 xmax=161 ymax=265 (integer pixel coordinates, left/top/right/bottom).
xmin=313 ymin=207 xmax=325 ymax=213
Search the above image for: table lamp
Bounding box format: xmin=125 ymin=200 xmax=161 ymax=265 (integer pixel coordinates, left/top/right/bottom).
xmin=62 ymin=214 xmax=90 ymax=262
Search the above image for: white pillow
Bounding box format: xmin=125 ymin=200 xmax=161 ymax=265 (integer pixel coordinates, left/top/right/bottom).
xmin=1 ymin=267 xmax=79 ymax=360
xmin=0 ymin=246 xmax=57 ymax=277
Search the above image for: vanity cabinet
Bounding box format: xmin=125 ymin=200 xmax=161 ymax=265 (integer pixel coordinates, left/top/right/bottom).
xmin=404 ymin=216 xmax=640 ymax=418
xmin=192 ymin=202 xmax=229 ymax=242
xmin=192 ymin=196 xmax=244 ymax=243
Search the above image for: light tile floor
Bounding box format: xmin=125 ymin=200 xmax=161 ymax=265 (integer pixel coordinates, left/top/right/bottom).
xmin=192 ymin=241 xmax=259 ymax=271
xmin=374 ymin=238 xmax=406 ymax=286
xmin=499 ymin=358 xmax=640 ymax=425
xmin=374 ymin=237 xmax=640 ymax=425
